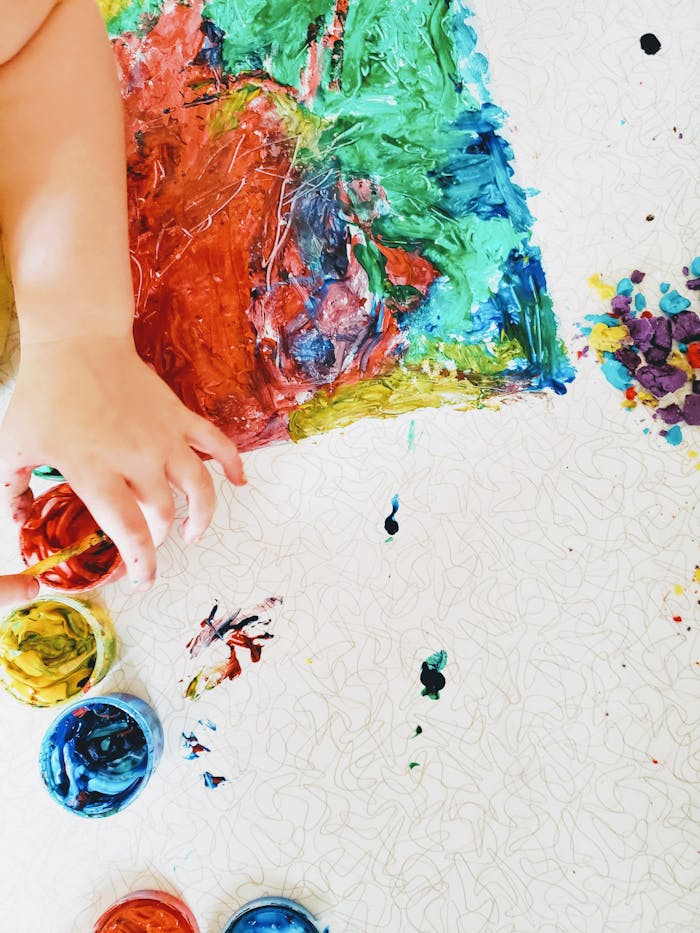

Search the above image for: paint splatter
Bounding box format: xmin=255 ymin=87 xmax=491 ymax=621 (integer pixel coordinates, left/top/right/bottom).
xmin=384 ymin=494 xmax=400 ymax=536
xmin=198 ymin=718 xmax=217 ymax=731
xmin=183 ymin=597 xmax=281 ymax=700
xmin=412 ymin=725 xmax=423 ymax=738
xmin=408 ymin=761 xmax=421 ymax=770
xmin=181 ymin=732 xmax=210 ymax=759
xmin=640 ymin=33 xmax=661 ymax=55
xmin=420 ymin=650 xmax=448 ymax=700
xmin=202 ymin=772 xmax=227 ymax=789
xmin=407 ymin=419 xmax=416 ymax=451
xmin=88 ymin=0 xmax=572 ymax=455
xmin=581 ymin=260 xmax=700 ymax=445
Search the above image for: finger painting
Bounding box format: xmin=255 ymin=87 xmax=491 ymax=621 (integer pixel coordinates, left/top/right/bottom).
xmin=101 ymin=0 xmax=573 ymax=450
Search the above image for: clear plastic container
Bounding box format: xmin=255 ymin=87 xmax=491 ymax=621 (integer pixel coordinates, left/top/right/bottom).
xmin=40 ymin=693 xmax=163 ymax=818
xmin=94 ymin=889 xmax=199 ymax=933
xmin=0 ymin=596 xmax=116 ymax=707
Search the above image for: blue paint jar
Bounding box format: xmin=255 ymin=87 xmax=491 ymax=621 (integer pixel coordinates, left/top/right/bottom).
xmin=39 ymin=692 xmax=163 ymax=818
xmin=222 ymin=897 xmax=327 ymax=933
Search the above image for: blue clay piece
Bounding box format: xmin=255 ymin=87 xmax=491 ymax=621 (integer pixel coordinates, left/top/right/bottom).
xmin=690 ymin=256 xmax=700 ymax=277
xmin=600 ymin=357 xmax=632 ymax=391
xmin=664 ymin=425 xmax=683 ymax=446
xmin=616 ymin=278 xmax=634 ymax=296
xmin=660 ymin=282 xmax=670 ymax=293
xmin=40 ymin=694 xmax=163 ymax=818
xmin=659 ymin=290 xmax=691 ymax=316
xmin=634 ymin=293 xmax=647 ymax=311
xmin=224 ymin=898 xmax=325 ymax=933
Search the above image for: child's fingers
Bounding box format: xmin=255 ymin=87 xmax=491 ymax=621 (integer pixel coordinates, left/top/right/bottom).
xmin=69 ymin=475 xmax=157 ymax=589
xmin=0 ymin=466 xmax=35 ymax=524
xmin=166 ymin=452 xmax=216 ymax=543
xmin=185 ymin=416 xmax=246 ymax=486
xmin=125 ymin=472 xmax=176 ymax=548
xmin=0 ymin=573 xmax=40 ymax=608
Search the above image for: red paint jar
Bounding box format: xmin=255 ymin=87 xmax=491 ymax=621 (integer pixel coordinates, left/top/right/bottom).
xmin=20 ymin=483 xmax=122 ymax=593
xmin=94 ymin=890 xmax=199 ymax=933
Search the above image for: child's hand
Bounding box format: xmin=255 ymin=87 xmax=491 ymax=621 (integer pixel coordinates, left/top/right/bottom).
xmin=0 ymin=336 xmax=246 ymax=588
xmin=0 ymin=572 xmax=38 ymax=608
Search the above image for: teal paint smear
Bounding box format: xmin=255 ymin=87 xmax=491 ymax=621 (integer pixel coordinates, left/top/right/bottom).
xmin=425 ymin=650 xmax=448 ymax=671
xmin=691 ymin=257 xmax=700 ymax=277
xmin=407 ymin=419 xmax=416 ymax=450
xmin=660 ymin=282 xmax=670 ymax=293
xmin=103 ymin=0 xmax=163 ymax=36
xmin=600 ymin=357 xmax=633 ymax=391
xmin=617 ymin=277 xmax=634 ymax=296
xmin=200 ymin=0 xmax=572 ymax=393
xmin=659 ymin=290 xmax=691 ymax=315
xmin=635 ymin=293 xmax=647 ymax=311
xmin=664 ymin=425 xmax=683 ymax=446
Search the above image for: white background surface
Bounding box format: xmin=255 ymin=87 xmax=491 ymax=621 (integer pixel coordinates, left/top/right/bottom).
xmin=0 ymin=1 xmax=698 ymax=931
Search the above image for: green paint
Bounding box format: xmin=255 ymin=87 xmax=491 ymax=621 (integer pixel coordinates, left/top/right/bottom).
xmin=100 ymin=0 xmax=163 ymax=36
xmin=424 ymin=650 xmax=447 ymax=672
xmin=407 ymin=419 xmax=416 ymax=450
xmin=411 ymin=724 xmax=423 ymax=738
xmin=408 ymin=761 xmax=421 ymax=769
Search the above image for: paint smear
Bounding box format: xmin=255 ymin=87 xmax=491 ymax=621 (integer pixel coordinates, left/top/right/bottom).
xmin=183 ymin=597 xmax=281 ymax=700
xmin=581 ymin=260 xmax=700 ymax=444
xmin=202 ymin=772 xmax=227 ymax=789
xmin=420 ymin=649 xmax=447 ymax=700
xmin=87 ymin=0 xmax=573 ymax=453
xmin=384 ymin=494 xmax=400 ymax=536
xmin=181 ymin=732 xmax=210 ymax=759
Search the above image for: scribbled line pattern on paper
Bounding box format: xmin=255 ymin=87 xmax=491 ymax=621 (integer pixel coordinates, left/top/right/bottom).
xmin=582 ymin=259 xmax=700 ymax=446
xmin=100 ymin=0 xmax=572 ymax=450
xmin=183 ymin=597 xmax=281 ymax=700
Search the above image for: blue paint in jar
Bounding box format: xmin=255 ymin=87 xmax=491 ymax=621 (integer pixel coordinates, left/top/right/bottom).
xmin=223 ymin=897 xmax=327 ymax=933
xmin=39 ymin=693 xmax=163 ymax=818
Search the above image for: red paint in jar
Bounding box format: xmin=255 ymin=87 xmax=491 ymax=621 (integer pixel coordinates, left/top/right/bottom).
xmin=94 ymin=890 xmax=199 ymax=933
xmin=20 ymin=484 xmax=122 ymax=592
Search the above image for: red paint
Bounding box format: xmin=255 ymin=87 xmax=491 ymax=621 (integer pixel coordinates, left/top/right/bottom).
xmin=20 ymin=484 xmax=121 ymax=592
xmin=94 ymin=891 xmax=198 ymax=933
xmin=652 ymin=759 xmax=659 ymax=765
xmin=687 ymin=342 xmax=700 ymax=368
xmin=113 ymin=0 xmax=436 ymax=451
xmin=640 ymin=310 xmax=653 ymax=318
xmin=625 ymin=386 xmax=636 ymax=400
xmin=673 ymin=615 xmax=683 ymax=622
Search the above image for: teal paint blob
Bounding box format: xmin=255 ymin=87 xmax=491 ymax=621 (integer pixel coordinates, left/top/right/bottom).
xmin=634 ymin=293 xmax=647 ymax=312
xmin=660 ymin=282 xmax=670 ymax=293
xmin=420 ymin=649 xmax=448 ymax=700
xmin=691 ymin=257 xmax=700 ymax=277
xmin=659 ymin=290 xmax=691 ymax=315
xmin=616 ymin=278 xmax=634 ymax=296
xmin=600 ymin=357 xmax=633 ymax=391
xmin=664 ymin=425 xmax=683 ymax=446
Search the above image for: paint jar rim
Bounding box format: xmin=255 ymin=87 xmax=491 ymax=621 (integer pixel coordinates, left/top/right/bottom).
xmin=20 ymin=482 xmax=123 ymax=593
xmin=94 ymin=889 xmax=200 ymax=933
xmin=222 ymin=897 xmax=327 ymax=933
xmin=0 ymin=596 xmax=116 ymax=707
xmin=39 ymin=692 xmax=164 ymax=818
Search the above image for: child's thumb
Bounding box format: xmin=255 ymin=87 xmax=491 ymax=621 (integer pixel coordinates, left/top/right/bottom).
xmin=0 ymin=573 xmax=39 ymax=608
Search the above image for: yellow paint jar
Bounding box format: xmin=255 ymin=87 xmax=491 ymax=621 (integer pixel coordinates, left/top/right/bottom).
xmin=0 ymin=597 xmax=116 ymax=707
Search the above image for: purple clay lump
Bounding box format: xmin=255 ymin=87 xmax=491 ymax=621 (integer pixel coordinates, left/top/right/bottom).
xmin=635 ymin=364 xmax=687 ymax=398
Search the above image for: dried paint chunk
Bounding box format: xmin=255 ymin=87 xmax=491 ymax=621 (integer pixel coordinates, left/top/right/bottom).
xmin=640 ymin=33 xmax=661 ymax=55
xmin=420 ymin=650 xmax=447 ymax=700
xmin=183 ymin=597 xmax=282 ymax=700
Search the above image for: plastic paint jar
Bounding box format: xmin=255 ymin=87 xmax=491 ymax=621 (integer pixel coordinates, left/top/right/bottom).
xmin=222 ymin=898 xmax=327 ymax=933
xmin=40 ymin=693 xmax=163 ymax=818
xmin=94 ymin=890 xmax=199 ymax=933
xmin=20 ymin=483 xmax=122 ymax=592
xmin=0 ymin=596 xmax=116 ymax=707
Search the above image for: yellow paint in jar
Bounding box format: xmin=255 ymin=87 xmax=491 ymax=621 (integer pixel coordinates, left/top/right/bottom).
xmin=0 ymin=597 xmax=116 ymax=707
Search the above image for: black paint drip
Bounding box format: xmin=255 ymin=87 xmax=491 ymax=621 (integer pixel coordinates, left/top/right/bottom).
xmin=640 ymin=33 xmax=661 ymax=55
xmin=384 ymin=494 xmax=400 ymax=535
xmin=420 ymin=662 xmax=446 ymax=700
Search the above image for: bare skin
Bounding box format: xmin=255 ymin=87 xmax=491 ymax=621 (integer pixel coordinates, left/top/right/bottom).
xmin=0 ymin=573 xmax=39 ymax=607
xmin=0 ymin=1 xmax=246 ymax=589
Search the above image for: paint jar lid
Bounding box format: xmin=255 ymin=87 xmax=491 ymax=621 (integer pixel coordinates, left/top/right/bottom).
xmin=94 ymin=889 xmax=200 ymax=933
xmin=20 ymin=483 xmax=122 ymax=593
xmin=40 ymin=693 xmax=163 ymax=818
xmin=0 ymin=595 xmax=116 ymax=707
xmin=222 ymin=897 xmax=327 ymax=933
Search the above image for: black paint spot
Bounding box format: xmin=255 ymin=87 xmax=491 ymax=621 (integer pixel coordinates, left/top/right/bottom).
xmin=640 ymin=33 xmax=661 ymax=55
xmin=384 ymin=495 xmax=400 ymax=535
xmin=420 ymin=662 xmax=446 ymax=700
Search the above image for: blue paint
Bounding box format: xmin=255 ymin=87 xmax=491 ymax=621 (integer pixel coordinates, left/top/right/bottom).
xmin=600 ymin=357 xmax=633 ymax=391
xmin=223 ymin=897 xmax=326 ymax=933
xmin=583 ymin=313 xmax=622 ymax=328
xmin=40 ymin=694 xmax=163 ymax=818
xmin=691 ymin=256 xmax=700 ymax=277
xmin=660 ymin=282 xmax=670 ymax=293
xmin=384 ymin=494 xmax=400 ymax=536
xmin=202 ymin=771 xmax=226 ymax=789
xmin=663 ymin=425 xmax=683 ymax=446
xmin=634 ymin=293 xmax=647 ymax=312
xmin=198 ymin=718 xmax=217 ymax=731
xmin=659 ymin=290 xmax=691 ymax=316
xmin=289 ymin=329 xmax=337 ymax=380
xmin=616 ymin=278 xmax=634 ymax=296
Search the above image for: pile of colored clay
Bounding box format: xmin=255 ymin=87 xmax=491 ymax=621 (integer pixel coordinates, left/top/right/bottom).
xmin=583 ymin=258 xmax=700 ymax=445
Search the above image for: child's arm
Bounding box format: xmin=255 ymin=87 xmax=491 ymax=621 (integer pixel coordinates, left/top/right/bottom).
xmin=0 ymin=1 xmax=245 ymax=588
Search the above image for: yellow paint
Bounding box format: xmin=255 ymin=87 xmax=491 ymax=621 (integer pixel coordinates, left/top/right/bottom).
xmin=588 ymin=322 xmax=630 ymax=360
xmin=694 ymin=568 xmax=700 ymax=584
xmin=209 ymin=85 xmax=262 ymax=137
xmin=587 ymin=274 xmax=616 ymax=302
xmin=97 ymin=0 xmax=132 ymax=19
xmin=674 ymin=584 xmax=684 ymax=596
xmin=306 ymin=658 xmax=313 ymax=665
xmin=689 ymin=450 xmax=698 ymax=458
xmin=667 ymin=349 xmax=694 ymax=381
xmin=636 ymin=388 xmax=658 ymax=409
xmin=288 ymin=365 xmax=499 ymax=441
xmin=621 ymin=399 xmax=637 ymax=410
